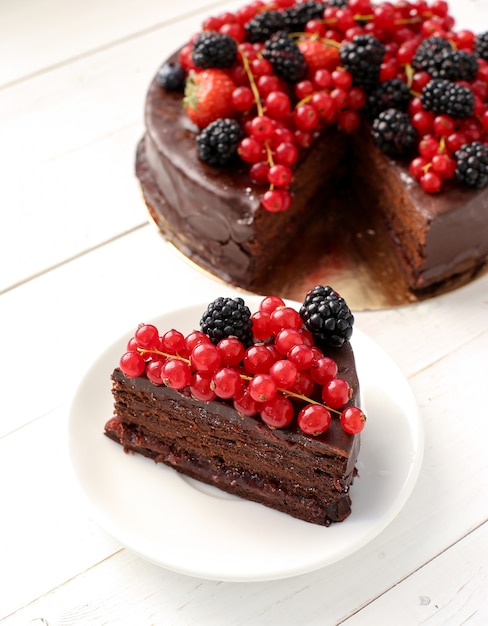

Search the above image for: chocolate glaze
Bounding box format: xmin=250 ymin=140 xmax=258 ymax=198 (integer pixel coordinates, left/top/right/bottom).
xmin=136 ymin=54 xmax=488 ymax=294
xmin=105 ymin=342 xmax=361 ymax=525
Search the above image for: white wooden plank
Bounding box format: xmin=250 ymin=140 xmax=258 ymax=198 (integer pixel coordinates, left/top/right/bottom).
xmin=342 ymin=522 xmax=488 ymax=626
xmin=0 ymin=0 xmax=241 ymax=88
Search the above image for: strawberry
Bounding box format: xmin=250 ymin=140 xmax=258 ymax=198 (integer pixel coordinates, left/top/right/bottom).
xmin=298 ymin=40 xmax=341 ymax=73
xmin=183 ymin=69 xmax=237 ymax=128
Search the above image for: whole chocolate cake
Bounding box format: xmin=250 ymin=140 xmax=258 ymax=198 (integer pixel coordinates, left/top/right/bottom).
xmin=136 ymin=0 xmax=488 ymax=294
xmin=105 ymin=289 xmax=366 ymax=525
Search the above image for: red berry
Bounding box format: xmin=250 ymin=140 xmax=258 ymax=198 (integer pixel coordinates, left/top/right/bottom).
xmin=190 ymin=371 xmax=216 ymax=401
xmin=212 ymin=367 xmax=243 ymax=399
xmin=232 ymin=86 xmax=255 ymax=111
xmin=261 ymin=189 xmax=292 ymax=212
xmin=250 ymin=161 xmax=270 ymax=184
xmin=260 ymin=394 xmax=294 ymax=428
xmin=290 ymin=371 xmax=314 ymax=396
xmin=269 ymin=306 xmax=302 ymax=333
xmin=265 ymin=91 xmax=291 ymax=119
xmin=294 ymin=103 xmax=319 ymax=130
xmin=287 ymin=344 xmax=314 ymax=371
xmin=134 ymin=324 xmax=159 ymax=349
xmin=298 ymin=404 xmax=332 ymax=435
xmin=269 ymin=359 xmax=298 ymax=388
xmin=420 ymin=170 xmax=443 ymax=193
xmin=161 ymin=359 xmax=191 ymax=389
xmin=274 ymin=328 xmax=304 ymax=355
xmin=322 ymin=377 xmax=351 ymax=408
xmin=310 ymin=356 xmax=338 ymax=384
xmin=274 ymin=141 xmax=298 ymax=166
xmin=217 ymin=337 xmax=245 ymax=366
xmin=190 ymin=342 xmax=221 ymax=372
xmin=238 ymin=136 xmax=263 ymax=163
xmin=161 ymin=329 xmax=185 ymax=355
xmin=250 ymin=115 xmax=274 ymax=140
xmin=185 ymin=330 xmax=210 ymax=353
xmin=249 ymin=374 xmax=277 ymax=402
xmin=119 ymin=351 xmax=146 ymax=377
xmin=233 ymin=385 xmax=259 ymax=417
xmin=243 ymin=345 xmax=275 ymax=374
xmin=340 ymin=406 xmax=366 ymax=434
xmin=267 ymin=163 xmax=293 ymax=188
xmin=146 ymin=359 xmax=165 ymax=384
xmin=251 ymin=310 xmax=272 ymax=340
xmin=260 ymin=295 xmax=285 ymax=314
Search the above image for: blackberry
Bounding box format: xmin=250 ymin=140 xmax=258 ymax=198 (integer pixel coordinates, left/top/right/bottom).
xmin=412 ymin=36 xmax=451 ymax=74
xmin=192 ymin=31 xmax=237 ymax=69
xmin=420 ymin=79 xmax=475 ymax=119
xmin=196 ymin=118 xmax=243 ymax=167
xmin=200 ymin=297 xmax=253 ymax=347
xmin=326 ymin=0 xmax=348 ymax=6
xmin=452 ymin=50 xmax=479 ymax=82
xmin=245 ymin=10 xmax=286 ymax=43
xmin=340 ymin=34 xmax=386 ymax=93
xmin=262 ymin=31 xmax=307 ymax=84
xmin=300 ymin=286 xmax=354 ymax=349
xmin=412 ymin=37 xmax=478 ymax=81
xmin=371 ymin=108 xmax=417 ymax=156
xmin=474 ymin=32 xmax=488 ymax=62
xmin=455 ymin=142 xmax=488 ymax=188
xmin=282 ymin=2 xmax=325 ymax=32
xmin=366 ymin=78 xmax=411 ymax=120
xmin=156 ymin=61 xmax=186 ymax=91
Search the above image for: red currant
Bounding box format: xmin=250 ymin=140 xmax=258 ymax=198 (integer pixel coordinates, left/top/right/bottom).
xmin=340 ymin=406 xmax=366 ymax=434
xmin=119 ymin=351 xmax=146 ymax=377
xmin=190 ymin=371 xmax=216 ymax=401
xmin=269 ymin=359 xmax=298 ymax=388
xmin=322 ymin=377 xmax=351 ymax=408
xmin=190 ymin=342 xmax=221 ymax=373
xmin=212 ymin=367 xmax=243 ymax=399
xmin=161 ymin=359 xmax=191 ymax=389
xmin=249 ymin=374 xmax=277 ymax=402
xmin=298 ymin=404 xmax=332 ymax=435
xmin=134 ymin=324 xmax=159 ymax=349
xmin=260 ymin=394 xmax=294 ymax=428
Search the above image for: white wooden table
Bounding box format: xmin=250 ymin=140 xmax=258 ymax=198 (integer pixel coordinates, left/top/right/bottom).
xmin=1 ymin=0 xmax=488 ymax=623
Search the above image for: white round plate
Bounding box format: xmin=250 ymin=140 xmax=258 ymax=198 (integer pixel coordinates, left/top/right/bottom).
xmin=68 ymin=296 xmax=423 ymax=582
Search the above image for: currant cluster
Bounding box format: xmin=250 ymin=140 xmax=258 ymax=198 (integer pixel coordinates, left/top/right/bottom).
xmin=118 ymin=294 xmax=366 ymax=436
xmin=161 ymin=1 xmax=488 ymax=197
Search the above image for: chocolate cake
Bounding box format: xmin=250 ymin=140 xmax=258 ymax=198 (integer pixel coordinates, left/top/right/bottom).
xmin=136 ymin=0 xmax=488 ymax=295
xmin=104 ymin=290 xmax=366 ymax=525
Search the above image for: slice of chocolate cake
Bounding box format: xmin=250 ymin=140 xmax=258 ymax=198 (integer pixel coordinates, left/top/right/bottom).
xmin=104 ymin=289 xmax=366 ymax=526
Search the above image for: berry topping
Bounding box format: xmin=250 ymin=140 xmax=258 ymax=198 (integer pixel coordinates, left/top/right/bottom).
xmin=117 ymin=294 xmax=366 ymax=437
xmin=455 ymin=142 xmax=488 ymax=188
xmin=192 ymin=31 xmax=238 ymax=69
xmin=340 ymin=34 xmax=386 ymax=93
xmin=196 ymin=118 xmax=243 ymax=166
xmin=366 ymin=79 xmax=411 ymax=120
xmin=474 ymin=32 xmax=488 ymax=62
xmin=245 ymin=10 xmax=286 ymax=43
xmin=183 ymin=69 xmax=236 ymax=128
xmin=413 ymin=37 xmax=479 ymax=82
xmin=156 ymin=61 xmax=186 ymax=91
xmin=421 ymin=79 xmax=475 ymax=119
xmin=262 ymin=31 xmax=307 ymax=84
xmin=372 ymin=108 xmax=418 ymax=156
xmin=300 ymin=285 xmax=354 ymax=348
xmin=200 ymin=296 xmax=253 ymax=347
xmin=282 ymin=2 xmax=325 ymax=32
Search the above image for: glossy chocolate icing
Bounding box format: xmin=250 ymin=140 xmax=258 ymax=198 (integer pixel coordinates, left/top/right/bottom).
xmin=136 ymin=55 xmax=488 ymax=294
xmin=106 ymin=342 xmax=361 ymax=525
